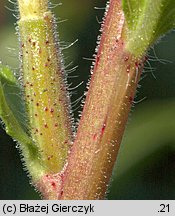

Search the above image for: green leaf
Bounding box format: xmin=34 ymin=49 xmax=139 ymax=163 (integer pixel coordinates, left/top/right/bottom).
xmin=0 ymin=64 xmax=27 ymax=139
xmin=108 ymin=100 xmax=175 ymax=199
xmin=0 ymin=65 xmax=28 ymax=133
xmin=122 ymin=0 xmax=175 ymax=56
xmin=0 ymin=64 xmax=45 ymax=180
xmin=114 ymin=100 xmax=175 ymax=177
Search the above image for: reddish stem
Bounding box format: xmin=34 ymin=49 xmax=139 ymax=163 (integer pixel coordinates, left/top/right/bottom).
xmin=59 ymin=0 xmax=144 ymax=200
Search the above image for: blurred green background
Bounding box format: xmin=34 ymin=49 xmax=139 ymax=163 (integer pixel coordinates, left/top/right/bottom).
xmin=1 ymin=0 xmax=175 ymax=200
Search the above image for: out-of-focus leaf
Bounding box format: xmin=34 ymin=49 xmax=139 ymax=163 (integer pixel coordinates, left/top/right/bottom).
xmin=115 ymin=100 xmax=175 ymax=177
xmin=0 ymin=64 xmax=44 ymax=181
xmin=0 ymin=64 xmax=29 ymax=141
xmin=108 ymin=100 xmax=175 ymax=199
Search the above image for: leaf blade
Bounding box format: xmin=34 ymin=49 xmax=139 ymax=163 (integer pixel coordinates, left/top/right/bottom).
xmin=122 ymin=0 xmax=175 ymax=56
xmin=0 ymin=64 xmax=45 ymax=180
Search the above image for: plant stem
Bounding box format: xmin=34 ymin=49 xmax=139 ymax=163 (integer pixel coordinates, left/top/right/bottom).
xmin=60 ymin=0 xmax=144 ymax=200
xmin=9 ymin=0 xmax=175 ymax=199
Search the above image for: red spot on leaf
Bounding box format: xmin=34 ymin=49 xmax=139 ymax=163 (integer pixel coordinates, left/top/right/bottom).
xmin=124 ymin=56 xmax=129 ymax=61
xmin=50 ymin=108 xmax=54 ymax=113
xmin=44 ymin=123 xmax=48 ymax=128
xmin=101 ymin=117 xmax=107 ymax=138
xmin=101 ymin=124 xmax=106 ymax=135
xmin=48 ymin=155 xmax=53 ymax=160
xmin=126 ymin=65 xmax=130 ymax=73
xmin=51 ymin=182 xmax=56 ymax=188
xmin=135 ymin=62 xmax=139 ymax=68
xmin=93 ymin=133 xmax=97 ymax=140
xmin=44 ymin=107 xmax=48 ymax=112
